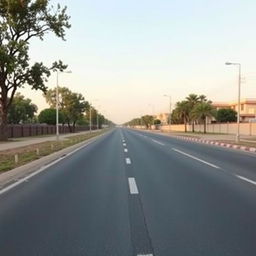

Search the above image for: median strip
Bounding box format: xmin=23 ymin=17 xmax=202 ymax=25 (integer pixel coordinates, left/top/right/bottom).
xmin=172 ymin=148 xmax=220 ymax=169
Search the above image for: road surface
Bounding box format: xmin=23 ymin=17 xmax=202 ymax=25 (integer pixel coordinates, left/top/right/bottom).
xmin=0 ymin=128 xmax=256 ymax=256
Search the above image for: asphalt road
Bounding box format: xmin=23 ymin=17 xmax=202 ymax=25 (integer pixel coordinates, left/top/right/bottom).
xmin=0 ymin=128 xmax=256 ymax=256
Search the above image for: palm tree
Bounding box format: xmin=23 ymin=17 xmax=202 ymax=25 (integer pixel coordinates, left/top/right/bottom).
xmin=176 ymin=101 xmax=190 ymax=132
xmin=186 ymin=94 xmax=199 ymax=132
xmin=191 ymin=102 xmax=215 ymax=133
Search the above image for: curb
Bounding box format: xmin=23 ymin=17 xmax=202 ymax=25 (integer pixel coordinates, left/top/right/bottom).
xmin=0 ymin=130 xmax=112 ymax=192
xmin=170 ymin=135 xmax=256 ymax=153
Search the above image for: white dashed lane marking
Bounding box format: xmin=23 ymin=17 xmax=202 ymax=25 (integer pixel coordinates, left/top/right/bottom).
xmin=235 ymin=175 xmax=256 ymax=186
xmin=151 ymin=139 xmax=165 ymax=146
xmin=128 ymin=177 xmax=139 ymax=194
xmin=126 ymin=158 xmax=131 ymax=165
xmin=172 ymin=148 xmax=220 ymax=169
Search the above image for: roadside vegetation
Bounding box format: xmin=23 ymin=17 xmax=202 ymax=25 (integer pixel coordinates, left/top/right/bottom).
xmin=125 ymin=93 xmax=238 ymax=134
xmin=0 ymin=130 xmax=108 ymax=173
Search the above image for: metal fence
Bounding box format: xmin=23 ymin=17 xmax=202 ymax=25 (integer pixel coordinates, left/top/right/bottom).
xmin=7 ymin=124 xmax=97 ymax=138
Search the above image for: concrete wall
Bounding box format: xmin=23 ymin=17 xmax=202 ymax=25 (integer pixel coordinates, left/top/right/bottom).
xmin=159 ymin=122 xmax=256 ymax=136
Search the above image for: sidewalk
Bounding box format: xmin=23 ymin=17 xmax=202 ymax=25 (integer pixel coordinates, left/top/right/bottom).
xmin=143 ymin=129 xmax=256 ymax=149
xmin=0 ymin=130 xmax=98 ymax=151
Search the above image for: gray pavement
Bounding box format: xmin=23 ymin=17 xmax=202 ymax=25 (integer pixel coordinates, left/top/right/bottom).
xmin=0 ymin=128 xmax=256 ymax=255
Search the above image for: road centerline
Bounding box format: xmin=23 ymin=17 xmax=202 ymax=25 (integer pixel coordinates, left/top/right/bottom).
xmin=172 ymin=148 xmax=220 ymax=169
xmin=125 ymin=157 xmax=131 ymax=165
xmin=128 ymin=177 xmax=139 ymax=194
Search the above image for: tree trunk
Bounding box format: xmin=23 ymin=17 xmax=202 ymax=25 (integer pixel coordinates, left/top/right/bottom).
xmin=0 ymin=110 xmax=8 ymax=141
xmin=184 ymin=118 xmax=187 ymax=133
xmin=204 ymin=119 xmax=206 ymax=133
xmin=0 ymin=85 xmax=9 ymax=141
xmin=72 ymin=122 xmax=76 ymax=133
xmin=192 ymin=121 xmax=195 ymax=132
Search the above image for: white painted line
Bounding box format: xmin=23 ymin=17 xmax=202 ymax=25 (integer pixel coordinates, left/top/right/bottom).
xmin=123 ymin=143 xmax=127 ymax=147
xmin=137 ymin=254 xmax=153 ymax=256
xmin=0 ymin=132 xmax=109 ymax=196
xmin=152 ymin=139 xmax=165 ymax=146
xmin=122 ymin=140 xmax=126 ymax=143
xmin=172 ymin=148 xmax=220 ymax=169
xmin=124 ymin=148 xmax=128 ymax=152
xmin=235 ymin=175 xmax=256 ymax=186
xmin=126 ymin=158 xmax=131 ymax=164
xmin=0 ymin=157 xmax=63 ymax=196
xmin=128 ymin=177 xmax=139 ymax=194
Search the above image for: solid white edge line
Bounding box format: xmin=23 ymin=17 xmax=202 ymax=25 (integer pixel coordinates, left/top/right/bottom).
xmin=172 ymin=148 xmax=220 ymax=169
xmin=151 ymin=139 xmax=165 ymax=146
xmin=128 ymin=177 xmax=139 ymax=194
xmin=0 ymin=132 xmax=108 ymax=196
xmin=126 ymin=158 xmax=131 ymax=164
xmin=235 ymin=175 xmax=256 ymax=186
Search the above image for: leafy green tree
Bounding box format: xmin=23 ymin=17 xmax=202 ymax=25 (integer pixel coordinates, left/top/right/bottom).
xmin=176 ymin=101 xmax=190 ymax=132
xmin=38 ymin=108 xmax=64 ymax=125
xmin=44 ymin=87 xmax=89 ymax=131
xmin=154 ymin=119 xmax=161 ymax=125
xmin=171 ymin=108 xmax=183 ymax=124
xmin=186 ymin=94 xmax=199 ymax=132
xmin=141 ymin=115 xmax=154 ymax=129
xmin=216 ymin=108 xmax=237 ymax=123
xmin=191 ymin=102 xmax=216 ymax=133
xmin=8 ymin=93 xmax=37 ymax=124
xmin=0 ymin=0 xmax=70 ymax=140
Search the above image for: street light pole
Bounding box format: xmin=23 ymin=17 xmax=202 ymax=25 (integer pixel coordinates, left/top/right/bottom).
xmin=55 ymin=70 xmax=72 ymax=141
xmin=225 ymin=62 xmax=241 ymax=143
xmin=56 ymin=71 xmax=59 ymax=141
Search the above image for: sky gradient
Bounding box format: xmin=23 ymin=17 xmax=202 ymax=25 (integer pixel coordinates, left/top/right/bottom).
xmin=20 ymin=0 xmax=256 ymax=124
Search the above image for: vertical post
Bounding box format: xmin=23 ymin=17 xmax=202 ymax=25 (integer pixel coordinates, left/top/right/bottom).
xmin=169 ymin=96 xmax=172 ymax=132
xmin=236 ymin=64 xmax=241 ymax=142
xmin=89 ymin=105 xmax=92 ymax=132
xmin=97 ymin=112 xmax=99 ymax=130
xmin=56 ymin=71 xmax=59 ymax=141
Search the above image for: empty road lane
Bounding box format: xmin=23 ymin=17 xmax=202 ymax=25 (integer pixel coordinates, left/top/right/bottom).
xmin=0 ymin=128 xmax=256 ymax=256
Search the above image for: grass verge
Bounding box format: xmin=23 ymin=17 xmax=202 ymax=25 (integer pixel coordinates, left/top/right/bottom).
xmin=0 ymin=130 xmax=107 ymax=173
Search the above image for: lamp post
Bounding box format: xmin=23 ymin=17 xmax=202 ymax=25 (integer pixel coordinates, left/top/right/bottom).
xmin=55 ymin=70 xmax=72 ymax=141
xmin=225 ymin=62 xmax=241 ymax=142
xmin=164 ymin=94 xmax=172 ymax=129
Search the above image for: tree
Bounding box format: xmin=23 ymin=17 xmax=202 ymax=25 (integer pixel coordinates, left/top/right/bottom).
xmin=216 ymin=108 xmax=237 ymax=123
xmin=154 ymin=119 xmax=161 ymax=125
xmin=141 ymin=115 xmax=154 ymax=129
xmin=0 ymin=0 xmax=70 ymax=140
xmin=8 ymin=93 xmax=37 ymax=124
xmin=44 ymin=87 xmax=89 ymax=132
xmin=186 ymin=94 xmax=199 ymax=132
xmin=191 ymin=102 xmax=216 ymax=133
xmin=38 ymin=108 xmax=64 ymax=125
xmin=176 ymin=101 xmax=190 ymax=132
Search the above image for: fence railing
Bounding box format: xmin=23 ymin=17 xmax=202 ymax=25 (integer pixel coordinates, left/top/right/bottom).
xmin=7 ymin=124 xmax=97 ymax=138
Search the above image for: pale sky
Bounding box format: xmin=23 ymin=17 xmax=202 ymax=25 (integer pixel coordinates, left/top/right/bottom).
xmin=20 ymin=0 xmax=256 ymax=124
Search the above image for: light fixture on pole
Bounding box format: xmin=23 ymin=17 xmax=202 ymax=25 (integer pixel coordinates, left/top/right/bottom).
xmin=225 ymin=62 xmax=241 ymax=142
xmin=55 ymin=70 xmax=72 ymax=141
